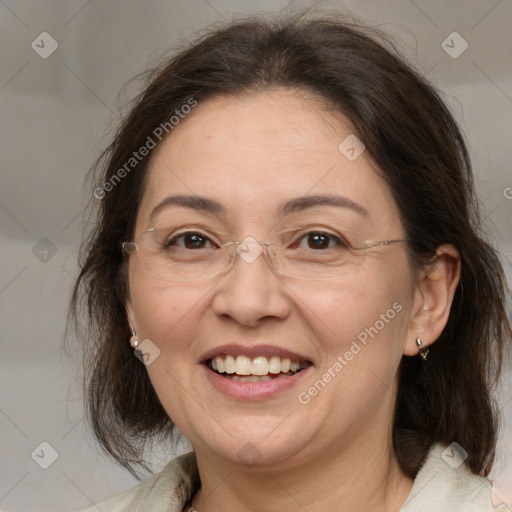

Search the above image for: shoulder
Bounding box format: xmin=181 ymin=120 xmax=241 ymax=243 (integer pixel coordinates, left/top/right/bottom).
xmin=401 ymin=443 xmax=509 ymax=512
xmin=74 ymin=452 xmax=199 ymax=512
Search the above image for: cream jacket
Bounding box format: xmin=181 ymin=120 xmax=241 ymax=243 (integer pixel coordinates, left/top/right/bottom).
xmin=77 ymin=444 xmax=511 ymax=511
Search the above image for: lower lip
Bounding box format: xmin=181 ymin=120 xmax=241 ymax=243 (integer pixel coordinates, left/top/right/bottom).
xmin=202 ymin=364 xmax=312 ymax=400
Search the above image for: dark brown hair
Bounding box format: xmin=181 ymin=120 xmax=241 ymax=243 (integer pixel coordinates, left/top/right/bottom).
xmin=69 ymin=12 xmax=511 ymax=478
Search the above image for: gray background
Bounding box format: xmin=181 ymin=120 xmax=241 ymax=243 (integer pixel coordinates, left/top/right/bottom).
xmin=0 ymin=1 xmax=511 ymax=510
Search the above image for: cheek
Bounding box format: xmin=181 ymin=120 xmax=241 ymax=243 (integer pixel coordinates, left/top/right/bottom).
xmin=128 ymin=280 xmax=208 ymax=421
xmin=293 ymin=260 xmax=411 ymax=364
xmin=129 ymin=276 xmax=204 ymax=355
xmin=293 ymin=273 xmax=410 ymax=421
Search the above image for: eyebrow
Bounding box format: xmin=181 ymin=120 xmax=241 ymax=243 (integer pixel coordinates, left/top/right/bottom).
xmin=149 ymin=195 xmax=226 ymax=223
xmin=149 ymin=193 xmax=368 ymax=222
xmin=278 ymin=194 xmax=369 ymax=217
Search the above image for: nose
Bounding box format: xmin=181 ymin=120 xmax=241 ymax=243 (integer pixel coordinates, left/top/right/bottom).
xmin=211 ymin=239 xmax=291 ymax=327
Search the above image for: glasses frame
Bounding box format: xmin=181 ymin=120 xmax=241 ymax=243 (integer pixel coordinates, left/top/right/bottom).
xmin=122 ymin=227 xmax=409 ymax=282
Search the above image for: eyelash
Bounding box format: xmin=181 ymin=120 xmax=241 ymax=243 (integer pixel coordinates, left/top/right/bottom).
xmin=164 ymin=230 xmax=348 ymax=250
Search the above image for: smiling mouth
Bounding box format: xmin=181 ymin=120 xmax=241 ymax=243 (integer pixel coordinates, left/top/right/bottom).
xmin=206 ymin=355 xmax=312 ymax=382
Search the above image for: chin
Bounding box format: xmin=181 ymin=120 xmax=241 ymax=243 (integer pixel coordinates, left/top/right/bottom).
xmin=191 ymin=419 xmax=316 ymax=470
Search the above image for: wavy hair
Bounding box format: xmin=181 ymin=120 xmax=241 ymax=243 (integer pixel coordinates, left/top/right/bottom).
xmin=69 ymin=12 xmax=511 ymax=477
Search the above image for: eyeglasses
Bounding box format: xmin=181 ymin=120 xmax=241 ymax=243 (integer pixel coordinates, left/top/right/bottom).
xmin=122 ymin=227 xmax=408 ymax=282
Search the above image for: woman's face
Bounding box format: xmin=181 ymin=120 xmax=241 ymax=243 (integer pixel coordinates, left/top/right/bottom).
xmin=126 ymin=89 xmax=417 ymax=469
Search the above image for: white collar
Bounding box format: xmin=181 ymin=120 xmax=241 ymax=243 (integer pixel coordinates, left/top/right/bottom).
xmin=79 ymin=443 xmax=506 ymax=511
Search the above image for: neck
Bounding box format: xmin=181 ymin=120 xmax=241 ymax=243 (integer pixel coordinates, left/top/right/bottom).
xmin=189 ymin=434 xmax=413 ymax=512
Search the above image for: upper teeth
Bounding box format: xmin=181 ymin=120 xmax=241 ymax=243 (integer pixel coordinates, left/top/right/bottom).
xmin=211 ymin=355 xmax=303 ymax=376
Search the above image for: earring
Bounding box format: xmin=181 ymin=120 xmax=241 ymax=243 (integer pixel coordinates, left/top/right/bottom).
xmin=415 ymin=337 xmax=429 ymax=361
xmin=130 ymin=328 xmax=139 ymax=349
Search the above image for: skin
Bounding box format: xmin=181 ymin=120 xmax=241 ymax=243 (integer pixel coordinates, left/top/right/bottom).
xmin=126 ymin=89 xmax=460 ymax=512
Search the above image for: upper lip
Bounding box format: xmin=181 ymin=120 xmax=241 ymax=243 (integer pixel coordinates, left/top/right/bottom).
xmin=199 ymin=344 xmax=312 ymax=364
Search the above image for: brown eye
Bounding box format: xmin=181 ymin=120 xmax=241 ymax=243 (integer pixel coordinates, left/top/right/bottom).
xmin=307 ymin=233 xmax=330 ymax=249
xmin=166 ymin=232 xmax=214 ymax=249
xmin=295 ymin=232 xmax=345 ymax=250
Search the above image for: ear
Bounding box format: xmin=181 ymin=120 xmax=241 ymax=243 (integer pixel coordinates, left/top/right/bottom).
xmin=403 ymin=244 xmax=461 ymax=356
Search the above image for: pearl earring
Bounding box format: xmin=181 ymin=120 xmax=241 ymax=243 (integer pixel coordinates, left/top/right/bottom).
xmin=130 ymin=328 xmax=139 ymax=348
xmin=415 ymin=337 xmax=429 ymax=361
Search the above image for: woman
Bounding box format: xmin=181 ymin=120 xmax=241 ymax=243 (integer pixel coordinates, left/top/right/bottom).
xmin=71 ymin=12 xmax=511 ymax=512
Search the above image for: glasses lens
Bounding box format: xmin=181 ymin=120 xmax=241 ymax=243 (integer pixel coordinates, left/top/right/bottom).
xmin=276 ymin=244 xmax=353 ymax=280
xmin=137 ymin=229 xmax=232 ymax=281
xmin=131 ymin=227 xmax=403 ymax=282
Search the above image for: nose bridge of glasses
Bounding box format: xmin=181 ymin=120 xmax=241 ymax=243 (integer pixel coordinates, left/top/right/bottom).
xmin=231 ymin=236 xmax=274 ymax=267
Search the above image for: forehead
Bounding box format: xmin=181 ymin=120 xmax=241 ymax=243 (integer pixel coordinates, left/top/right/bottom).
xmin=136 ymin=89 xmax=402 ymax=234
